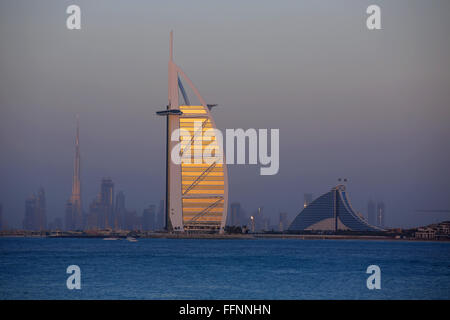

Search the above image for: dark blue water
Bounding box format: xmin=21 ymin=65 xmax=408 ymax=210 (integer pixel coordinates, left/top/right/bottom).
xmin=0 ymin=238 xmax=449 ymax=299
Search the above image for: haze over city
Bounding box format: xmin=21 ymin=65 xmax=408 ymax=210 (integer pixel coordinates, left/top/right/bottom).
xmin=1 ymin=0 xmax=449 ymax=229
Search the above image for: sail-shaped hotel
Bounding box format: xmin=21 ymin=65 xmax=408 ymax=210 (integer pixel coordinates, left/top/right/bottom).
xmin=157 ymin=32 xmax=228 ymax=233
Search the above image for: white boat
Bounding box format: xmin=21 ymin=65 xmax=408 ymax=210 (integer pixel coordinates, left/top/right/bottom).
xmin=103 ymin=237 xmax=120 ymax=240
xmin=126 ymin=236 xmax=138 ymax=242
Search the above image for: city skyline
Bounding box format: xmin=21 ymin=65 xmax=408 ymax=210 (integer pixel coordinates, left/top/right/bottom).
xmin=1 ymin=1 xmax=449 ymax=229
xmin=1 ymin=1 xmax=450 ymax=306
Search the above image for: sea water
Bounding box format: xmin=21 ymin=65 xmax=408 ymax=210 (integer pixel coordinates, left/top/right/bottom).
xmin=0 ymin=237 xmax=449 ymax=299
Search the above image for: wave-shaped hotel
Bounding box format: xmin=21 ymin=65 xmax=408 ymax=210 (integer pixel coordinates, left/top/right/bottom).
xmin=157 ymin=32 xmax=228 ymax=234
xmin=289 ymin=185 xmax=383 ymax=232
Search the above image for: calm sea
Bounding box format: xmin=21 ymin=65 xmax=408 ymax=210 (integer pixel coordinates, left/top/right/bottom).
xmin=0 ymin=237 xmax=449 ymax=299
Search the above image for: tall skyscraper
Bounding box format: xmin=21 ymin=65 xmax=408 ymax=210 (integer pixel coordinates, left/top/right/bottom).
xmin=156 ymin=32 xmax=228 ymax=233
xmin=156 ymin=200 xmax=165 ymax=230
xmin=86 ymin=194 xmax=102 ymax=230
xmin=100 ymin=177 xmax=114 ymax=229
xmin=142 ymin=205 xmax=156 ymax=231
xmin=368 ymin=200 xmax=376 ymax=226
xmin=115 ymin=191 xmax=126 ymax=230
xmin=23 ymin=188 xmax=46 ymax=231
xmin=377 ymin=201 xmax=385 ymax=227
xmin=124 ymin=209 xmax=140 ymax=231
xmin=85 ymin=179 xmax=116 ymax=230
xmin=54 ymin=218 xmax=62 ymax=231
xmin=252 ymin=207 xmax=266 ymax=231
xmin=229 ymin=202 xmax=242 ymax=226
xmin=37 ymin=188 xmax=46 ymax=230
xmin=65 ymin=116 xmax=83 ymax=230
xmin=48 ymin=218 xmax=62 ymax=231
xmin=65 ymin=200 xmax=74 ymax=230
xmin=279 ymin=212 xmax=288 ymax=231
xmin=304 ymin=193 xmax=313 ymax=208
xmin=23 ymin=195 xmax=36 ymax=230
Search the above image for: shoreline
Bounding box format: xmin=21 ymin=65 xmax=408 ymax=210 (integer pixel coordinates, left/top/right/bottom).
xmin=0 ymin=232 xmax=448 ymax=242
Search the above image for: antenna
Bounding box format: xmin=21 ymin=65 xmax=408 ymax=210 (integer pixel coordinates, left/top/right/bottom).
xmin=76 ymin=114 xmax=79 ymax=146
xmin=170 ymin=30 xmax=173 ymax=62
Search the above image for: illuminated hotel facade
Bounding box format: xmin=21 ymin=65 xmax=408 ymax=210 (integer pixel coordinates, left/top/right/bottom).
xmin=157 ymin=32 xmax=228 ymax=233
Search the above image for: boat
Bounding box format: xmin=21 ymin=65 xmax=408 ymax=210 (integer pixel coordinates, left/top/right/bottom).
xmin=103 ymin=237 xmax=120 ymax=240
xmin=126 ymin=236 xmax=138 ymax=242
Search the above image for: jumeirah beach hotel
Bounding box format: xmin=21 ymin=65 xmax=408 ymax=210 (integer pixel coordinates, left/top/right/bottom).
xmin=289 ymin=185 xmax=383 ymax=232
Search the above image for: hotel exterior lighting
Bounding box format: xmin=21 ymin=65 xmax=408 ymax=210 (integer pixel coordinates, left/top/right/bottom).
xmin=156 ymin=32 xmax=228 ymax=234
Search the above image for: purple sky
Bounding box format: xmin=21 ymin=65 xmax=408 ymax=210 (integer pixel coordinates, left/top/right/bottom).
xmin=1 ymin=0 xmax=449 ymax=228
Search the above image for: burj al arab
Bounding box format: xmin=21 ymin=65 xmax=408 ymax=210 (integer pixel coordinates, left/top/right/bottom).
xmin=157 ymin=32 xmax=228 ymax=234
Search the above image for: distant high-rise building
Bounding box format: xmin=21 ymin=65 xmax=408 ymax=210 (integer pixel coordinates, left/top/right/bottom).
xmin=23 ymin=187 xmax=46 ymax=231
xmin=368 ymin=200 xmax=376 ymax=226
xmin=239 ymin=207 xmax=248 ymax=226
xmin=85 ymin=194 xmax=102 ymax=230
xmin=115 ymin=191 xmax=126 ymax=230
xmin=279 ymin=212 xmax=288 ymax=231
xmin=304 ymin=193 xmax=313 ymax=208
xmin=54 ymin=218 xmax=62 ymax=230
xmin=256 ymin=207 xmax=264 ymax=231
xmin=51 ymin=218 xmax=62 ymax=231
xmin=0 ymin=203 xmax=3 ymax=230
xmin=229 ymin=202 xmax=242 ymax=226
xmin=142 ymin=205 xmax=156 ymax=231
xmin=377 ymin=201 xmax=385 ymax=227
xmin=85 ymin=178 xmax=116 ymax=230
xmin=263 ymin=217 xmax=270 ymax=231
xmin=65 ymin=116 xmax=83 ymax=230
xmin=124 ymin=210 xmax=140 ymax=231
xmin=100 ymin=177 xmax=114 ymax=229
xmin=48 ymin=217 xmax=63 ymax=231
xmin=37 ymin=188 xmax=46 ymax=230
xmin=24 ymin=195 xmax=36 ymax=230
xmin=249 ymin=207 xmax=270 ymax=232
xmin=156 ymin=200 xmax=165 ymax=230
xmin=65 ymin=201 xmax=74 ymax=230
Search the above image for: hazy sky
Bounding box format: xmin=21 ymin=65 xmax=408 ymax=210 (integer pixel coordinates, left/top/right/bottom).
xmin=1 ymin=0 xmax=449 ymax=228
